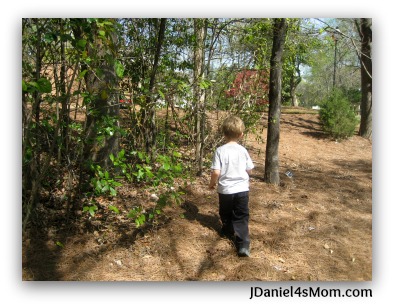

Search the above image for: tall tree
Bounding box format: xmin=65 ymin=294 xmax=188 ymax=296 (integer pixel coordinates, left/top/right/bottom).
xmin=22 ymin=18 xmax=52 ymax=231
xmin=143 ymin=18 xmax=167 ymax=154
xmin=356 ymin=18 xmax=372 ymax=140
xmin=71 ymin=18 xmax=120 ymax=169
xmin=193 ymin=18 xmax=207 ymax=176
xmin=264 ymin=18 xmax=288 ymax=185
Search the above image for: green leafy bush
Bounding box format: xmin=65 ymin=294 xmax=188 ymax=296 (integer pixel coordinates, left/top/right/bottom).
xmin=109 ymin=149 xmax=185 ymax=228
xmin=319 ymin=90 xmax=358 ymax=140
xmin=90 ymin=164 xmax=122 ymax=196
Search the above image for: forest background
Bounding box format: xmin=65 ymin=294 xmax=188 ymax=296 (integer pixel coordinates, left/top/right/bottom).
xmin=20 ymin=16 xmax=371 ymax=234
xmin=2 ymin=1 xmax=393 ymax=307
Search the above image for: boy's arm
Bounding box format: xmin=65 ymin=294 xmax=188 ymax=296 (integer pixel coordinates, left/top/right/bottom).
xmin=246 ymin=151 xmax=254 ymax=176
xmin=209 ymin=169 xmax=220 ymax=190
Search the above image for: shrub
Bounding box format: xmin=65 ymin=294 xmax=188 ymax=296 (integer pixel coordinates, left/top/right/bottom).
xmin=319 ymin=90 xmax=358 ymax=140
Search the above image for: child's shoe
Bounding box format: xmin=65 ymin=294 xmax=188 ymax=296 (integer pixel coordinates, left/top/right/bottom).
xmin=237 ymin=247 xmax=250 ymax=257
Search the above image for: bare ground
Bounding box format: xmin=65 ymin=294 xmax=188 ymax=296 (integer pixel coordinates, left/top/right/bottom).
xmin=22 ymin=112 xmax=372 ymax=281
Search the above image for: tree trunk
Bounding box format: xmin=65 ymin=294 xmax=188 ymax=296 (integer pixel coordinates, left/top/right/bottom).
xmin=23 ymin=19 xmax=44 ymax=211
xmin=143 ymin=18 xmax=166 ymax=155
xmin=290 ymin=76 xmax=299 ymax=107
xmin=59 ymin=18 xmax=70 ymax=160
xmin=72 ymin=19 xmax=120 ymax=170
xmin=193 ymin=18 xmax=206 ymax=176
xmin=358 ymin=18 xmax=372 ymax=140
xmin=290 ymin=63 xmax=301 ymax=107
xmin=264 ymin=18 xmax=288 ymax=185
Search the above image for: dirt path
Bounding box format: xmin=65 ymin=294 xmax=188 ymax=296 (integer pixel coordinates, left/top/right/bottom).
xmin=22 ymin=113 xmax=372 ymax=281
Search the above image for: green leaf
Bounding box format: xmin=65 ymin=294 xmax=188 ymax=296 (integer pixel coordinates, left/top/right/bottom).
xmin=127 ymin=208 xmax=139 ymax=219
xmin=172 ymin=151 xmax=182 ymax=158
xmin=28 ymin=81 xmax=39 ymax=90
xmin=44 ymin=33 xmax=57 ymax=43
xmin=22 ymin=80 xmax=27 ymax=91
xmin=135 ymin=214 xmax=146 ymax=228
xmin=56 ymin=241 xmax=64 ymax=248
xmin=37 ymin=78 xmax=52 ymax=93
xmin=79 ymin=69 xmax=88 ymax=79
xmin=109 ymin=205 xmax=119 ymax=214
xmin=199 ymin=79 xmax=211 ymax=89
xmin=94 ymin=183 xmax=101 ymax=194
xmin=163 ymin=162 xmax=170 ymax=171
xmin=112 ymin=181 xmax=122 ymax=187
xmin=173 ymin=164 xmax=182 ymax=172
xmin=158 ymin=89 xmax=165 ymax=100
xmin=77 ymin=39 xmax=87 ymax=50
xmin=89 ymin=205 xmax=98 ymax=216
xmin=115 ymin=60 xmax=125 ymax=78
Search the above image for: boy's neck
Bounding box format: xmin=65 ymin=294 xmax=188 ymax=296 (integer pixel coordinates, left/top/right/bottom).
xmin=225 ymin=133 xmax=243 ymax=144
xmin=225 ymin=132 xmax=243 ymax=144
xmin=225 ymin=138 xmax=239 ymax=144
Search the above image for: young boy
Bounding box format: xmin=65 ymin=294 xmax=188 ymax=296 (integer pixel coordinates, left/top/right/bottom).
xmin=208 ymin=116 xmax=254 ymax=257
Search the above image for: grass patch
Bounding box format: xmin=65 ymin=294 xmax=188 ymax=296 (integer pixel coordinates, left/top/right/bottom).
xmin=282 ymin=106 xmax=319 ymax=114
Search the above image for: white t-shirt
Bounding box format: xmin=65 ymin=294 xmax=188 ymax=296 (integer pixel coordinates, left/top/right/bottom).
xmin=211 ymin=142 xmax=254 ymax=194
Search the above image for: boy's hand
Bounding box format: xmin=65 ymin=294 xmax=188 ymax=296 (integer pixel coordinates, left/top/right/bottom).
xmin=209 ymin=169 xmax=220 ymax=191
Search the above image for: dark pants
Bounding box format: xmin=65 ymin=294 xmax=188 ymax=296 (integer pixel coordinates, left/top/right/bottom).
xmin=218 ymin=191 xmax=250 ymax=249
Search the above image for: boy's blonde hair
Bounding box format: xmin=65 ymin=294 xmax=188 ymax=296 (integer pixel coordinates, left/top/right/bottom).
xmin=222 ymin=116 xmax=245 ymax=139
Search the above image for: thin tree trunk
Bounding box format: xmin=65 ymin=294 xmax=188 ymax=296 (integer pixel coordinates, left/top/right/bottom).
xmin=290 ymin=63 xmax=301 ymax=107
xmin=264 ymin=18 xmax=288 ymax=185
xmin=72 ymin=19 xmax=120 ymax=170
xmin=290 ymin=75 xmax=298 ymax=107
xmin=60 ymin=18 xmax=70 ymax=160
xmin=144 ymin=18 xmax=166 ymax=155
xmin=194 ymin=18 xmax=206 ymax=176
xmin=23 ymin=19 xmax=44 ymax=210
xmin=357 ymin=18 xmax=372 ymax=140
